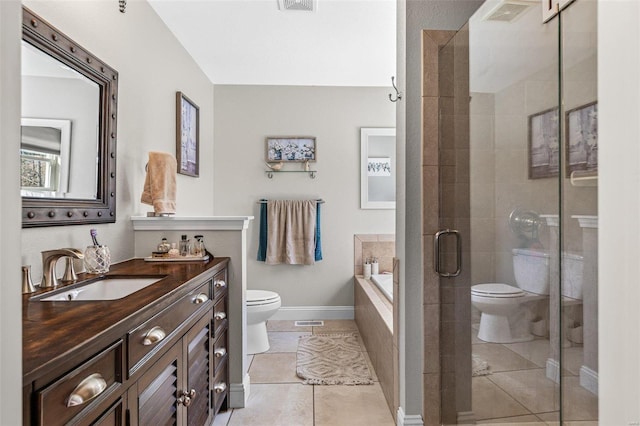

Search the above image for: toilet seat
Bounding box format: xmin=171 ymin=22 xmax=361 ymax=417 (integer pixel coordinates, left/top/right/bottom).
xmin=247 ymin=289 xmax=281 ymax=306
xmin=471 ymin=283 xmax=525 ymax=298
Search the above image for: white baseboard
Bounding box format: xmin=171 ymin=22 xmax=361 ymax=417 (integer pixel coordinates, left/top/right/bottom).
xmin=271 ymin=306 xmax=354 ymax=320
xmin=546 ymin=357 xmax=560 ymax=383
xmin=396 ymin=406 xmax=423 ymax=426
xmin=229 ymin=373 xmax=250 ymax=408
xmin=580 ymin=365 xmax=599 ymax=395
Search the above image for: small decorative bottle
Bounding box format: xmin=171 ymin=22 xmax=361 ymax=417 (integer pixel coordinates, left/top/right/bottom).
xmin=179 ymin=235 xmax=191 ymax=257
xmin=168 ymin=242 xmax=179 ymax=258
xmin=371 ymin=257 xmax=379 ymax=275
xmin=363 ymin=258 xmax=372 ymax=279
xmin=157 ymin=237 xmax=170 ymax=253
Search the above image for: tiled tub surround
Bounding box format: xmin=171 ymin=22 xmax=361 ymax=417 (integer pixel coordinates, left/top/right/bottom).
xmin=353 ymin=234 xmax=398 ymax=419
xmin=354 ymin=234 xmax=395 ymax=276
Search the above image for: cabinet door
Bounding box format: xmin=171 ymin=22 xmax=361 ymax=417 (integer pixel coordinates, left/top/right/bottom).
xmin=184 ymin=312 xmax=213 ymax=426
xmin=136 ymin=342 xmax=184 ymax=425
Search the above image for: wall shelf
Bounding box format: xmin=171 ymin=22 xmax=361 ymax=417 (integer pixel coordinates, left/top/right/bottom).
xmin=265 ymin=170 xmax=317 ymax=179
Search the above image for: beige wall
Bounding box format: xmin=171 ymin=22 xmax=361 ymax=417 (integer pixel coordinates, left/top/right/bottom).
xmin=20 ymin=0 xmax=215 ymax=280
xmin=212 ymin=85 xmax=395 ymax=308
xmin=0 ymin=1 xmax=23 ymax=424
xmin=599 ymin=0 xmax=640 ymax=422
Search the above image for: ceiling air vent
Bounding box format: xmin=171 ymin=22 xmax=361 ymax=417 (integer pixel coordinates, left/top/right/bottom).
xmin=277 ymin=0 xmax=315 ymax=12
xmin=483 ymin=0 xmax=536 ymax=23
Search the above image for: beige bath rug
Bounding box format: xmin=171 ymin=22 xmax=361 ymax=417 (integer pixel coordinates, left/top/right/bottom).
xmin=472 ymin=354 xmax=491 ymax=376
xmin=296 ymin=333 xmax=373 ymax=385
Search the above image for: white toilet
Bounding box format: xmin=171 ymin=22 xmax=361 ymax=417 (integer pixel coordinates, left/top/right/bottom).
xmin=471 ymin=248 xmax=550 ymax=343
xmin=246 ymin=289 xmax=282 ymax=354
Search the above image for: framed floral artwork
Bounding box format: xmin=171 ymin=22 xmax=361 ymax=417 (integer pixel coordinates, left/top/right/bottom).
xmin=266 ymin=137 xmax=316 ymax=162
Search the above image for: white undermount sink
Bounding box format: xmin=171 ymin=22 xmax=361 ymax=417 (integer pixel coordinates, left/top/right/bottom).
xmin=37 ymin=276 xmax=165 ymax=301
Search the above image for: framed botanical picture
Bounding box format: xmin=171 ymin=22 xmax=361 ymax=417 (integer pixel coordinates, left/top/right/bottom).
xmin=565 ymin=102 xmax=597 ymax=175
xmin=176 ymin=91 xmax=199 ymax=177
xmin=266 ymin=137 xmax=316 ymax=162
xmin=367 ymin=157 xmax=392 ymax=176
xmin=528 ymin=107 xmax=560 ymax=179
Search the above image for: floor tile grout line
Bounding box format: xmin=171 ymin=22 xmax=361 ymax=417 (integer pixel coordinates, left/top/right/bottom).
xmin=482 ymin=374 xmax=537 ymax=417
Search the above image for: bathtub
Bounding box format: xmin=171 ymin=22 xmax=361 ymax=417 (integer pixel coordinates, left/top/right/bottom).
xmin=371 ymin=273 xmax=393 ymax=302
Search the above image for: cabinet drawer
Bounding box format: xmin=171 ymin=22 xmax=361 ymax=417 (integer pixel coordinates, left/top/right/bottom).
xmin=212 ymin=362 xmax=228 ymax=414
xmin=212 ymin=269 xmax=227 ymax=301
xmin=35 ymin=340 xmax=123 ymax=426
xmin=213 ymin=296 xmax=228 ymax=337
xmin=127 ymin=280 xmax=211 ymax=376
xmin=213 ymin=330 xmax=228 ymax=374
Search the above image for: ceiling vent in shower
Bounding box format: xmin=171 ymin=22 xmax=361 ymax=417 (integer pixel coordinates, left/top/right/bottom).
xmin=277 ymin=0 xmax=315 ymax=12
xmin=483 ymin=0 xmax=536 ymax=23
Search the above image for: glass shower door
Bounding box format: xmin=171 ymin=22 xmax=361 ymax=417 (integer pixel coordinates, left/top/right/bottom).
xmin=435 ymin=0 xmax=600 ymax=423
xmin=437 ymin=1 xmax=564 ymax=423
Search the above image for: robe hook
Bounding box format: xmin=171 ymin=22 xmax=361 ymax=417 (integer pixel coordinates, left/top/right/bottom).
xmin=389 ymin=76 xmax=402 ymax=102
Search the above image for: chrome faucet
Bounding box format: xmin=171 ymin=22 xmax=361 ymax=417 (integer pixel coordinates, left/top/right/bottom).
xmin=41 ymin=248 xmax=84 ymax=288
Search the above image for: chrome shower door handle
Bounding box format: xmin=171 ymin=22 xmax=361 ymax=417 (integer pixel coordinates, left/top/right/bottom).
xmin=434 ymin=229 xmax=462 ymax=277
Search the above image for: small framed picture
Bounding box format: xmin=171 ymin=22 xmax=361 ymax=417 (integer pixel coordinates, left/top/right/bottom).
xmin=176 ymin=91 xmax=199 ymax=177
xmin=565 ymin=102 xmax=597 ymax=175
xmin=367 ymin=157 xmax=392 ymax=176
xmin=528 ymin=107 xmax=559 ymax=179
xmin=266 ymin=137 xmax=316 ymax=162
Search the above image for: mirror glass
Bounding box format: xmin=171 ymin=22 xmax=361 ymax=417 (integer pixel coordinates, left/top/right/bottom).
xmin=21 ymin=6 xmax=118 ymax=227
xmin=21 ymin=40 xmax=100 ymax=199
xmin=360 ymin=128 xmax=396 ymax=209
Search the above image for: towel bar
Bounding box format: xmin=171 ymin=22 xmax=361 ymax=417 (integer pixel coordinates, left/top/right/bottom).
xmin=257 ymin=199 xmax=324 ymax=204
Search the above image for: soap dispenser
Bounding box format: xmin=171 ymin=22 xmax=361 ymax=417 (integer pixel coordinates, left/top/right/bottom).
xmin=371 ymin=257 xmax=379 ymax=275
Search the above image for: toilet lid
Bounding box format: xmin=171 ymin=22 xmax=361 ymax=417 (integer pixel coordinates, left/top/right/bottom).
xmin=471 ymin=283 xmax=525 ymax=298
xmin=247 ymin=289 xmax=280 ymax=306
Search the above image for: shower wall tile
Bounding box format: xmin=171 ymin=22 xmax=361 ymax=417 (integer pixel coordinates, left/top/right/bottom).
xmin=422 ymin=97 xmax=440 ymax=166
xmin=354 ymin=234 xmax=395 ymax=274
xmin=423 ymin=372 xmax=441 ymax=426
xmin=422 ymin=236 xmax=439 ymax=305
xmin=423 ymin=166 xmax=439 ymax=234
xmin=424 ymin=303 xmax=440 ymax=374
xmin=439 ymin=42 xmax=455 ymax=98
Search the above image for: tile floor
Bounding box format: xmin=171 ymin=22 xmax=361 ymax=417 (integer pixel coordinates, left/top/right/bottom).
xmin=213 ymin=320 xmax=395 ymax=426
xmin=472 ymin=324 xmax=599 ymax=425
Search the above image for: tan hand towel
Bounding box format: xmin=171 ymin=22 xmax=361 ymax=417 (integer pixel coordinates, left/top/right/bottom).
xmin=141 ymin=152 xmax=177 ymax=214
xmin=266 ymin=200 xmax=316 ymax=265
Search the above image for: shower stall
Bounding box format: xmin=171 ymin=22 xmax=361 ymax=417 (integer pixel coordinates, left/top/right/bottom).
xmin=424 ymin=0 xmax=598 ymax=423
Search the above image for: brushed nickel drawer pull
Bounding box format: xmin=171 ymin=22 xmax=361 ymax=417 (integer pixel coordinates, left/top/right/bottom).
xmin=214 ymin=312 xmax=226 ymax=321
xmin=142 ymin=326 xmax=166 ymax=346
xmin=66 ymin=373 xmax=107 ymax=407
xmin=214 ymin=279 xmax=226 ymax=289
xmin=214 ymin=383 xmax=227 ymax=394
xmin=194 ymin=293 xmax=209 ymax=304
xmin=214 ymin=348 xmax=227 ymax=358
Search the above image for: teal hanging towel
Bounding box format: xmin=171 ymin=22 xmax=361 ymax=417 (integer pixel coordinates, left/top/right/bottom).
xmin=257 ymin=199 xmax=268 ymax=261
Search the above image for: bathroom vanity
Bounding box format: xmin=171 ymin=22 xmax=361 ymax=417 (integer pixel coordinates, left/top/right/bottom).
xmin=22 ymin=257 xmax=230 ymax=426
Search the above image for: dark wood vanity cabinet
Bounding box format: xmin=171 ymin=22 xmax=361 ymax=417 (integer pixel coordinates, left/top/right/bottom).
xmin=23 ymin=258 xmax=230 ymax=426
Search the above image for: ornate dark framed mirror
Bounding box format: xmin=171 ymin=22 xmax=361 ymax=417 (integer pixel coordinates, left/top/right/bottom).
xmin=21 ymin=7 xmax=118 ymax=227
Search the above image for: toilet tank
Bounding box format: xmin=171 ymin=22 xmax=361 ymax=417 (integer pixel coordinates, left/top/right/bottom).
xmin=512 ymin=248 xmax=550 ymax=295
xmin=562 ymin=252 xmax=584 ymax=300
